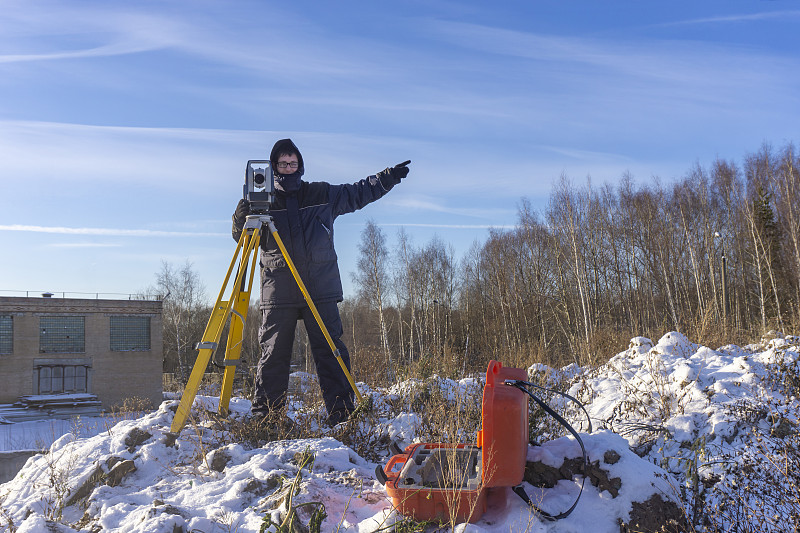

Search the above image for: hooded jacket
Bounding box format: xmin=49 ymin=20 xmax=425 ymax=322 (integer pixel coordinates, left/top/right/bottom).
xmin=234 ymin=139 xmax=402 ymax=309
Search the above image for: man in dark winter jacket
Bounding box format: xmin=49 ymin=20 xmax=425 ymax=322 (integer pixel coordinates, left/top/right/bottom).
xmin=232 ymin=139 xmax=410 ymax=425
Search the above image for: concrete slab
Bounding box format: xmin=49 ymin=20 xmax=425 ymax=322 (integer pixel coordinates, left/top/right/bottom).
xmin=0 ymin=450 xmax=39 ymax=484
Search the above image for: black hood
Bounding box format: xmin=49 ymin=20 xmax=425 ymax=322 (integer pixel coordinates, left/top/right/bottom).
xmin=270 ymin=138 xmax=304 ymax=175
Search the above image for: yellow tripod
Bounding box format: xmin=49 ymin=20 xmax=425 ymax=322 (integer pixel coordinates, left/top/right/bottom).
xmin=169 ymin=214 xmax=363 ymax=434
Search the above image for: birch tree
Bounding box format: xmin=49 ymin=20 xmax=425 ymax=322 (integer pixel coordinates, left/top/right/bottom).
xmin=148 ymin=261 xmax=208 ymax=385
xmin=352 ymin=220 xmax=393 ymax=377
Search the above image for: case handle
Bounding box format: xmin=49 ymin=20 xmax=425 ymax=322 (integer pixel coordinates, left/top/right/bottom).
xmin=376 ymin=454 xmax=408 ymax=485
xmin=389 ymin=440 xmax=405 ymax=456
xmin=375 ymin=465 xmax=388 ymax=485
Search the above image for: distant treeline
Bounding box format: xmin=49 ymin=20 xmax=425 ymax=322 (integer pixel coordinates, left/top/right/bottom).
xmin=342 ymin=142 xmax=799 ymax=382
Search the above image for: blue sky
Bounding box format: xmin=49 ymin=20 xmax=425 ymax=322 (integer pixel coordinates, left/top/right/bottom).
xmin=0 ymin=0 xmax=798 ymax=301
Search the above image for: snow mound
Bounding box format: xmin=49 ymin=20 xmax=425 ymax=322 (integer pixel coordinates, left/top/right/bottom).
xmin=0 ymin=402 xmax=683 ymax=533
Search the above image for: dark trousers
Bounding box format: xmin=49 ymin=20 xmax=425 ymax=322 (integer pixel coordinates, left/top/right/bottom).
xmin=253 ymin=301 xmax=354 ymax=421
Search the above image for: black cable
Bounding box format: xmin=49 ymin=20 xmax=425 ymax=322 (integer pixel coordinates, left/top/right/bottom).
xmin=504 ymin=379 xmax=591 ymax=521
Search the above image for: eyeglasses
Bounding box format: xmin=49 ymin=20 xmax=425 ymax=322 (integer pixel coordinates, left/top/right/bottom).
xmin=276 ymin=161 xmax=299 ymax=169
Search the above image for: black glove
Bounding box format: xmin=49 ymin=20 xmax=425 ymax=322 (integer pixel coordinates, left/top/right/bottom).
xmin=392 ymin=160 xmax=411 ymax=180
xmin=377 ymin=160 xmax=411 ymax=185
xmin=234 ymin=199 xmax=251 ymax=225
xmin=232 ymin=199 xmax=251 ymax=241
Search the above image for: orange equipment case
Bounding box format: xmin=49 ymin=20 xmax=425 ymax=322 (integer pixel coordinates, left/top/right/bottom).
xmin=380 ymin=360 xmax=529 ymax=523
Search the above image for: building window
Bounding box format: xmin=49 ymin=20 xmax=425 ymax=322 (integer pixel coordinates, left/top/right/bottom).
xmin=40 ymin=316 xmax=85 ymax=353
xmin=0 ymin=315 xmax=11 ymax=354
xmin=37 ymin=365 xmax=88 ymax=394
xmin=110 ymin=316 xmax=151 ymax=351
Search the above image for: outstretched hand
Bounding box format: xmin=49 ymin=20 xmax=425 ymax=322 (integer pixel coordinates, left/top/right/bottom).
xmin=393 ymin=160 xmax=411 ymax=180
xmin=376 ymin=160 xmax=411 ymax=185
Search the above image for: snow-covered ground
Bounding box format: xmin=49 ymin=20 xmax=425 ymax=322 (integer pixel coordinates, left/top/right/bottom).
xmin=0 ymin=332 xmax=797 ymax=532
xmin=0 ymin=417 xmax=118 ymax=453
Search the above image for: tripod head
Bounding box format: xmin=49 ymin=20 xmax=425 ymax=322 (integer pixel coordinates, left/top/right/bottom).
xmin=244 ymin=160 xmax=274 ymax=213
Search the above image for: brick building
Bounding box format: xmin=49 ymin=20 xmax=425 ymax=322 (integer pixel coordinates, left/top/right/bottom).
xmin=0 ymin=295 xmax=163 ymax=410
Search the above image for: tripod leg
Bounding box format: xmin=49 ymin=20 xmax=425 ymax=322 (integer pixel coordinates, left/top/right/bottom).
xmin=169 ymin=303 xmax=229 ymax=432
xmin=218 ymin=244 xmax=259 ymax=416
xmin=169 ymin=228 xmax=261 ymax=434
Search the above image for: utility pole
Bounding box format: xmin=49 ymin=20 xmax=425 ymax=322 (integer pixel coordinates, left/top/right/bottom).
xmin=715 ymin=232 xmax=728 ymax=325
xmin=722 ymin=244 xmax=727 ymax=325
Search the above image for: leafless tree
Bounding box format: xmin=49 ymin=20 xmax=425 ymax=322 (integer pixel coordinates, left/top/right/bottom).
xmin=352 ymin=220 xmax=393 ymax=378
xmin=146 ymin=261 xmax=208 ymax=385
xmin=392 ymin=228 xmax=418 ymax=366
xmin=766 ymin=144 xmax=800 ymax=324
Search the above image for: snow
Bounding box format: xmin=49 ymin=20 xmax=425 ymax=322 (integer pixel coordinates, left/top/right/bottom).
xmin=0 ymin=416 xmax=126 ymax=452
xmin=17 ymin=394 xmax=99 ymax=403
xmin=0 ymin=331 xmax=798 ymax=532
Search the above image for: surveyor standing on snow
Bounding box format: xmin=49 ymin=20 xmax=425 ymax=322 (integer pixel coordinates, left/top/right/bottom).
xmin=232 ymin=138 xmax=410 ymax=425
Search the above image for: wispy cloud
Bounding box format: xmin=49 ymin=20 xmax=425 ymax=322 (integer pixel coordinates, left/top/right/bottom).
xmin=262 ymin=92 xmax=515 ymax=119
xmin=46 ymin=242 xmax=123 ymax=248
xmin=0 ymin=224 xmax=225 ymax=237
xmin=0 ymin=5 xmax=184 ymax=64
xmin=428 ymin=19 xmax=796 ymax=90
xmin=0 ymin=1 xmax=378 ymax=79
xmin=540 ymin=145 xmax=634 ymax=163
xmin=379 ymin=222 xmax=516 ymax=230
xmin=390 ymin=196 xmax=514 ymax=220
xmin=0 ymin=38 xmax=168 ymax=64
xmin=1 ymin=2 xmax=500 ymax=126
xmin=661 ymin=10 xmax=800 ymax=26
xmin=0 ymin=120 xmax=263 ymax=188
